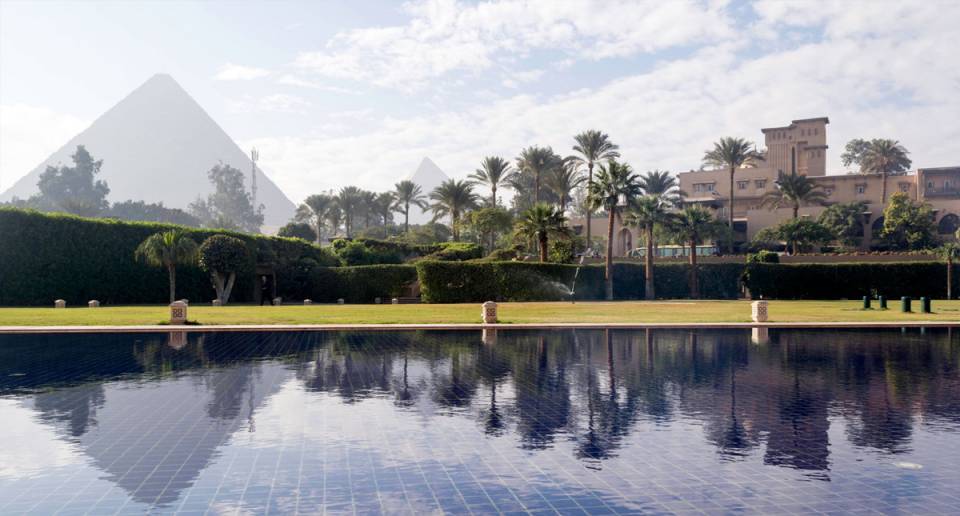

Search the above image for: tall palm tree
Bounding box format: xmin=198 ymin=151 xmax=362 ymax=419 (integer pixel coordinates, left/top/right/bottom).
xmin=639 ymin=170 xmax=681 ymax=205
xmin=134 ymin=230 xmax=199 ymax=303
xmin=295 ymin=193 xmax=333 ymax=244
xmin=760 ymin=170 xmax=828 ymax=219
xmin=515 ymin=203 xmax=571 ymax=262
xmin=360 ymin=190 xmax=377 ymax=229
xmin=335 ymin=186 xmax=363 ymax=237
xmin=517 ymin=146 xmax=563 ymax=204
xmin=372 ymin=192 xmax=396 ymax=235
xmin=325 ymin=204 xmax=343 ymax=237
xmin=702 ymin=137 xmax=764 ymax=253
xmin=625 ymin=195 xmax=671 ymax=300
xmin=430 ymin=179 xmax=478 ymax=241
xmin=939 ymin=238 xmax=960 ymax=300
xmin=393 ymin=180 xmax=427 ymax=233
xmin=669 ymin=206 xmax=722 ymax=299
xmin=860 ymin=139 xmax=912 ymax=204
xmin=470 ymin=156 xmax=514 ymax=207
xmin=545 ymin=162 xmax=585 ymax=213
xmin=571 ymin=130 xmax=620 ymax=248
xmin=587 ymin=160 xmax=643 ymax=300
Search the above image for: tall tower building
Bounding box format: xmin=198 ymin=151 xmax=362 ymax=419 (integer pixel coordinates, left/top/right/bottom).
xmin=761 ymin=117 xmax=829 ymax=176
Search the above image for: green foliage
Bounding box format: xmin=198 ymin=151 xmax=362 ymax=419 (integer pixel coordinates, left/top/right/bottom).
xmin=198 ymin=235 xmax=247 ymax=274
xmin=278 ymin=221 xmax=317 ymax=241
xmin=760 ymin=170 xmax=828 ymax=217
xmin=424 ymin=242 xmax=484 ymax=261
xmin=331 ymin=238 xmax=482 ymax=265
xmin=0 ymin=208 xmax=336 ymax=306
xmin=189 ymin=163 xmax=264 ymax=233
xmin=548 ymin=239 xmax=577 ymax=264
xmin=429 ymin=179 xmax=478 ymax=241
xmin=744 ymin=262 xmax=954 ymax=300
xmin=880 ymin=192 xmax=938 ymax=250
xmin=306 ymin=265 xmax=417 ymax=303
xmin=753 ymin=218 xmax=834 ymax=253
xmin=28 ymin=145 xmax=111 ymax=216
xmin=818 ymin=201 xmax=868 ymax=247
xmin=465 ymin=206 xmax=513 ymax=251
xmin=416 ymin=261 xmax=742 ymax=303
xmin=842 ymin=138 xmax=912 ymax=174
xmin=746 ymin=250 xmax=780 ymax=263
xmin=333 ymin=239 xmax=404 ymax=266
xmin=514 ymin=203 xmax=570 ymax=262
xmin=107 ymin=200 xmax=201 ymax=227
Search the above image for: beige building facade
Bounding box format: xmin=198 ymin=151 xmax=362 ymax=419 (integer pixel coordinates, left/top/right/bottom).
xmin=571 ymin=117 xmax=960 ymax=255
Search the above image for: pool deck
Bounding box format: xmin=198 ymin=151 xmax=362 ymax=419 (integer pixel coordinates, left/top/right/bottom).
xmin=1 ymin=321 xmax=957 ymax=334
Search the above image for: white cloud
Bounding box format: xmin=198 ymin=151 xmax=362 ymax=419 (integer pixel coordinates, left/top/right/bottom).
xmin=214 ymin=63 xmax=271 ymax=81
xmin=293 ymin=0 xmax=733 ymax=91
xmin=226 ymin=93 xmax=312 ymax=114
xmin=0 ymin=104 xmax=88 ymax=191
xmin=275 ymin=74 xmax=358 ymax=94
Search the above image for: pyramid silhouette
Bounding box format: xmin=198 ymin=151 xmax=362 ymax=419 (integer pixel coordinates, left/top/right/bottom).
xmin=0 ymin=74 xmax=295 ymax=226
xmin=404 ymin=157 xmax=449 ymax=224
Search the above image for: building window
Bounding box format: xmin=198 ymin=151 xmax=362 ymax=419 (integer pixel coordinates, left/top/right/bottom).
xmin=737 ymin=181 xmax=748 ymax=190
xmin=814 ymin=128 xmax=819 ymax=135
xmin=928 ymin=181 xmax=935 ymax=188
xmin=693 ymin=183 xmax=714 ymax=193
xmin=755 ymin=179 xmax=766 ymax=189
xmin=899 ymin=183 xmax=910 ymax=193
xmin=856 ymin=184 xmax=866 ymax=195
xmin=824 ymin=187 xmax=834 ymax=197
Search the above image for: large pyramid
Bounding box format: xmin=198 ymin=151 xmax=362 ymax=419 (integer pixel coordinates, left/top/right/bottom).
xmin=404 ymin=157 xmax=450 ymax=224
xmin=0 ymin=74 xmax=295 ymax=226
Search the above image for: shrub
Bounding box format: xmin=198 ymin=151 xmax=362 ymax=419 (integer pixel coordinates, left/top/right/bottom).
xmin=199 ymin=235 xmax=248 ymax=304
xmin=306 ymin=265 xmax=417 ymax=303
xmin=743 ymin=262 xmax=953 ymax=299
xmin=332 ymin=237 xmax=481 ymax=264
xmin=746 ymin=250 xmax=780 ymax=263
xmin=423 ymin=242 xmax=484 ymax=261
xmin=548 ymin=239 xmax=577 ymax=264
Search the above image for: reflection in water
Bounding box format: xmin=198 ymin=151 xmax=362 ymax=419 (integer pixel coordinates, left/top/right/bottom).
xmin=0 ymin=328 xmax=959 ymax=513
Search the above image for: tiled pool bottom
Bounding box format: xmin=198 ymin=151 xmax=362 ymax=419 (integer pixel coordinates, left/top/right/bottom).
xmin=1 ymin=329 xmax=959 ymax=514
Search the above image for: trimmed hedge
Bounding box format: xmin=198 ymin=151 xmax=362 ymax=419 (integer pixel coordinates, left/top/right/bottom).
xmin=306 ymin=265 xmax=417 ymax=303
xmin=416 ymin=261 xmax=743 ymax=303
xmin=333 ymin=238 xmax=483 ymax=265
xmin=0 ymin=208 xmax=338 ymax=306
xmin=743 ymin=262 xmax=954 ymax=300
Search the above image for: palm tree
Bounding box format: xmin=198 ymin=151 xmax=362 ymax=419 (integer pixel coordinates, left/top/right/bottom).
xmin=393 ymin=180 xmax=427 ymax=233
xmin=544 ymin=162 xmax=585 ymax=213
xmin=760 ymin=170 xmax=828 ymax=219
xmin=360 ymin=190 xmax=377 ymax=229
xmin=571 ymin=130 xmax=620 ymax=248
xmin=702 ymin=137 xmax=764 ymax=253
xmin=625 ymin=195 xmax=671 ymax=300
xmin=372 ymin=192 xmax=396 ymax=235
xmin=135 ymin=230 xmax=199 ymax=304
xmin=939 ymin=238 xmax=960 ymax=300
xmin=639 ymin=170 xmax=681 ymax=205
xmin=517 ymin=146 xmax=563 ymax=204
xmin=515 ymin=203 xmax=571 ymax=262
xmin=860 ymin=139 xmax=912 ymax=204
xmin=669 ymin=206 xmax=722 ymax=298
xmin=470 ymin=156 xmax=514 ymax=207
xmin=295 ymin=193 xmax=333 ymax=244
xmin=587 ymin=160 xmax=643 ymax=300
xmin=335 ymin=186 xmax=363 ymax=237
xmin=430 ymin=179 xmax=478 ymax=241
xmin=325 ymin=204 xmax=343 ymax=237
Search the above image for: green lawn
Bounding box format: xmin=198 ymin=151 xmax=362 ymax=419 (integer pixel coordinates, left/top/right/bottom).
xmin=0 ymin=300 xmax=958 ymax=326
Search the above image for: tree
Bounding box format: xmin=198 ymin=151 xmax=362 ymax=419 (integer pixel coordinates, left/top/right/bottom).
xmin=753 ymin=218 xmax=834 ymax=255
xmin=515 ymin=203 xmax=570 ymax=262
xmin=843 ymin=139 xmax=912 ymax=204
xmin=880 ymin=192 xmax=937 ymax=250
xmin=571 ymin=130 xmax=620 ymax=249
xmin=393 ymin=180 xmax=427 ymax=233
xmin=668 ymin=206 xmax=723 ymax=298
xmin=587 ymin=160 xmax=643 ymax=300
xmin=469 ymin=156 xmax=514 ymax=207
xmin=189 ymin=163 xmax=264 ymax=233
xmin=818 ymin=202 xmax=868 ymax=248
xmin=134 ymin=230 xmax=198 ymax=304
xmin=760 ymin=170 xmax=828 ymax=219
xmin=360 ymin=190 xmax=377 ymax=229
xmin=33 ymin=145 xmax=110 ymax=216
xmin=516 ymin=146 xmax=563 ymax=204
xmin=938 ymin=240 xmax=960 ymax=300
xmin=335 ymin=186 xmax=364 ymax=238
xmin=295 ymin=193 xmax=334 ymax=244
xmin=429 ymin=179 xmax=478 ymax=241
xmin=467 ymin=206 xmax=513 ymax=252
xmin=198 ymin=235 xmax=248 ymax=305
xmin=372 ymin=192 xmax=396 ymax=235
xmin=544 ymin=162 xmax=585 ymax=213
xmin=278 ymin=221 xmax=317 ymax=241
xmin=625 ymin=195 xmax=671 ymax=299
xmin=106 ymin=200 xmax=200 ymax=227
xmin=702 ymin=137 xmax=764 ymax=252
xmin=639 ymin=170 xmax=681 ymax=205
xmin=325 ymin=204 xmax=344 ymax=237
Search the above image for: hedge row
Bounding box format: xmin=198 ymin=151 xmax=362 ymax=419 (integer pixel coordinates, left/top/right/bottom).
xmin=0 ymin=208 xmax=338 ymax=306
xmin=743 ymin=262 xmax=955 ymax=300
xmin=305 ymin=265 xmax=417 ymax=303
xmin=415 ymin=261 xmax=744 ymax=303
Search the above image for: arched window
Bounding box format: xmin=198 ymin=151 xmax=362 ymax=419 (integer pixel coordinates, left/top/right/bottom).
xmin=938 ymin=213 xmax=960 ymax=235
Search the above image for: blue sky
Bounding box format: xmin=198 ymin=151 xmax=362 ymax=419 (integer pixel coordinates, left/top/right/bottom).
xmin=2 ymin=0 xmax=959 ymax=202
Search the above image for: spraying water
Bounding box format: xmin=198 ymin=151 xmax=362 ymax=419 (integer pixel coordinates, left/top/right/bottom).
xmin=569 ymin=255 xmax=586 ymax=304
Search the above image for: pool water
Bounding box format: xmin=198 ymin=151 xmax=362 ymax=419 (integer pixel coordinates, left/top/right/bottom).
xmin=1 ymin=328 xmax=959 ymax=514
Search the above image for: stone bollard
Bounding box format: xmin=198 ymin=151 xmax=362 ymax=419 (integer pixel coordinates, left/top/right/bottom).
xmin=751 ymin=300 xmax=768 ymax=323
xmin=88 ymin=300 xmax=100 ymax=308
xmin=375 ymin=297 xmax=382 ymax=304
xmin=212 ymin=299 xmax=222 ymax=307
xmin=304 ymin=299 xmax=313 ymax=305
xmin=54 ymin=299 xmax=66 ymax=309
xmin=170 ymin=300 xmax=188 ymax=324
xmin=392 ymin=298 xmax=399 ymax=305
xmin=482 ymin=301 xmax=498 ymax=324
xmin=337 ymin=298 xmax=345 ymax=305
xmin=272 ymin=297 xmax=282 ymax=306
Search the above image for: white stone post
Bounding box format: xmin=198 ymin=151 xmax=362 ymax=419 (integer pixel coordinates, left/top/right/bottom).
xmin=54 ymin=299 xmax=66 ymax=309
xmin=272 ymin=297 xmax=282 ymax=306
xmin=751 ymin=300 xmax=768 ymax=323
xmin=751 ymin=327 xmax=769 ymax=345
xmin=212 ymin=299 xmax=222 ymax=307
xmin=482 ymin=301 xmax=498 ymax=324
xmin=337 ymin=298 xmax=345 ymax=305
xmin=170 ymin=300 xmax=188 ymax=324
xmin=375 ymin=297 xmax=382 ymax=304
xmin=304 ymin=299 xmax=313 ymax=305
xmin=88 ymin=300 xmax=100 ymax=308
xmin=391 ymin=298 xmax=399 ymax=305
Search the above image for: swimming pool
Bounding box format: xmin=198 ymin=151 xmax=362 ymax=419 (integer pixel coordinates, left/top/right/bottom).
xmin=1 ymin=328 xmax=958 ymax=514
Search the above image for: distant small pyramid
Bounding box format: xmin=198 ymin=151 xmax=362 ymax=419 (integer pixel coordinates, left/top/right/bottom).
xmin=405 ymin=157 xmax=450 ymax=224
xmin=0 ymin=74 xmax=295 ymax=226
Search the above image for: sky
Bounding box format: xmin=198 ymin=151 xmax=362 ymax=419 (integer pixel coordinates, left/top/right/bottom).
xmin=1 ymin=0 xmax=959 ymax=204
